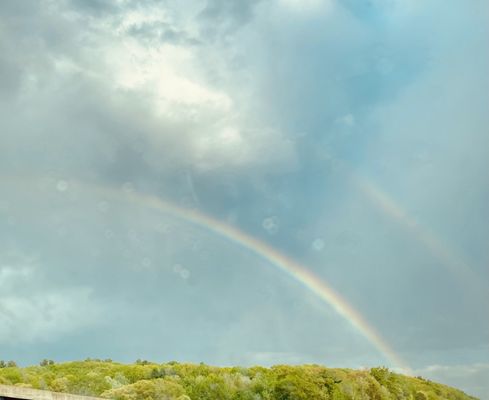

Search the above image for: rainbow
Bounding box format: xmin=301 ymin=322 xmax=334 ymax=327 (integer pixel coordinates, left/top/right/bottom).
xmin=329 ymin=158 xmax=483 ymax=296
xmin=86 ymin=181 xmax=412 ymax=373
xmin=2 ymin=175 xmax=411 ymax=372
xmin=353 ymin=175 xmax=485 ymax=295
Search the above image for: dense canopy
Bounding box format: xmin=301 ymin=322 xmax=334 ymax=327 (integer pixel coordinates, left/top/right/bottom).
xmin=0 ymin=361 xmax=477 ymax=400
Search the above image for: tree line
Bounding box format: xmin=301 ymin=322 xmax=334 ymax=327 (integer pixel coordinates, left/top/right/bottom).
xmin=0 ymin=360 xmax=477 ymax=400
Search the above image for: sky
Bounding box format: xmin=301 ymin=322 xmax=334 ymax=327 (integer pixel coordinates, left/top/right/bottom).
xmin=0 ymin=0 xmax=488 ymax=398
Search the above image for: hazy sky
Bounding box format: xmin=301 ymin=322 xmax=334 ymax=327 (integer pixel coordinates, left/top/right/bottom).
xmin=1 ymin=0 xmax=488 ymax=398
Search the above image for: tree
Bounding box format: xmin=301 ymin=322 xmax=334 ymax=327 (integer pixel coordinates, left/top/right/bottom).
xmin=101 ymin=378 xmax=187 ymax=400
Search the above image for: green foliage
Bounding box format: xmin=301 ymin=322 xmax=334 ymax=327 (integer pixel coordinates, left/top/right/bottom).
xmin=370 ymin=367 xmax=391 ymax=385
xmin=0 ymin=360 xmax=17 ymax=368
xmin=370 ymin=366 xmax=408 ymax=399
xmin=40 ymin=359 xmax=55 ymax=367
xmin=415 ymin=391 xmax=429 ymax=400
xmin=101 ymin=379 xmax=186 ymax=400
xmin=0 ymin=361 xmax=479 ymax=400
xmin=135 ymin=360 xmax=152 ymax=366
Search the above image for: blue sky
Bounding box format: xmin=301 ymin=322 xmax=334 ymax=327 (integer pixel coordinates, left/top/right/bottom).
xmin=1 ymin=0 xmax=488 ymax=398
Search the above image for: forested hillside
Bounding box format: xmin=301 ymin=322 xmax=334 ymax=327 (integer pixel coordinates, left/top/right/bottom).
xmin=0 ymin=360 xmax=477 ymax=400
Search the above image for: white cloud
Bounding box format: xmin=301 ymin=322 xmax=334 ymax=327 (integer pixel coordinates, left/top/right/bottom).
xmin=56 ymin=1 xmax=297 ymax=175
xmin=0 ymin=289 xmax=102 ymax=344
xmin=1 ymin=0 xmax=297 ymax=181
xmin=0 ymin=251 xmax=38 ymax=288
xmin=0 ymin=250 xmax=102 ymax=344
xmin=106 ymin=40 xmax=232 ymax=113
xmin=0 ymin=266 xmax=33 ymax=288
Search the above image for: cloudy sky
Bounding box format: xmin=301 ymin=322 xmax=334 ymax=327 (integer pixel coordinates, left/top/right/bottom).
xmin=1 ymin=0 xmax=488 ymax=398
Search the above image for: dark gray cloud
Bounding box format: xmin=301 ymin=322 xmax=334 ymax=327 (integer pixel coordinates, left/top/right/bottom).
xmin=68 ymin=0 xmax=120 ymax=14
xmin=127 ymin=21 xmax=202 ymax=46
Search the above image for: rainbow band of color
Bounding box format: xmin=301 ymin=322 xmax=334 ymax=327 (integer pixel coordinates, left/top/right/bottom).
xmin=91 ymin=182 xmax=411 ymax=373
xmin=1 ymin=175 xmax=411 ymax=372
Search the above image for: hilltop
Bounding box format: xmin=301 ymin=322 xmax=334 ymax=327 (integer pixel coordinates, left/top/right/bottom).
xmin=0 ymin=360 xmax=478 ymax=400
